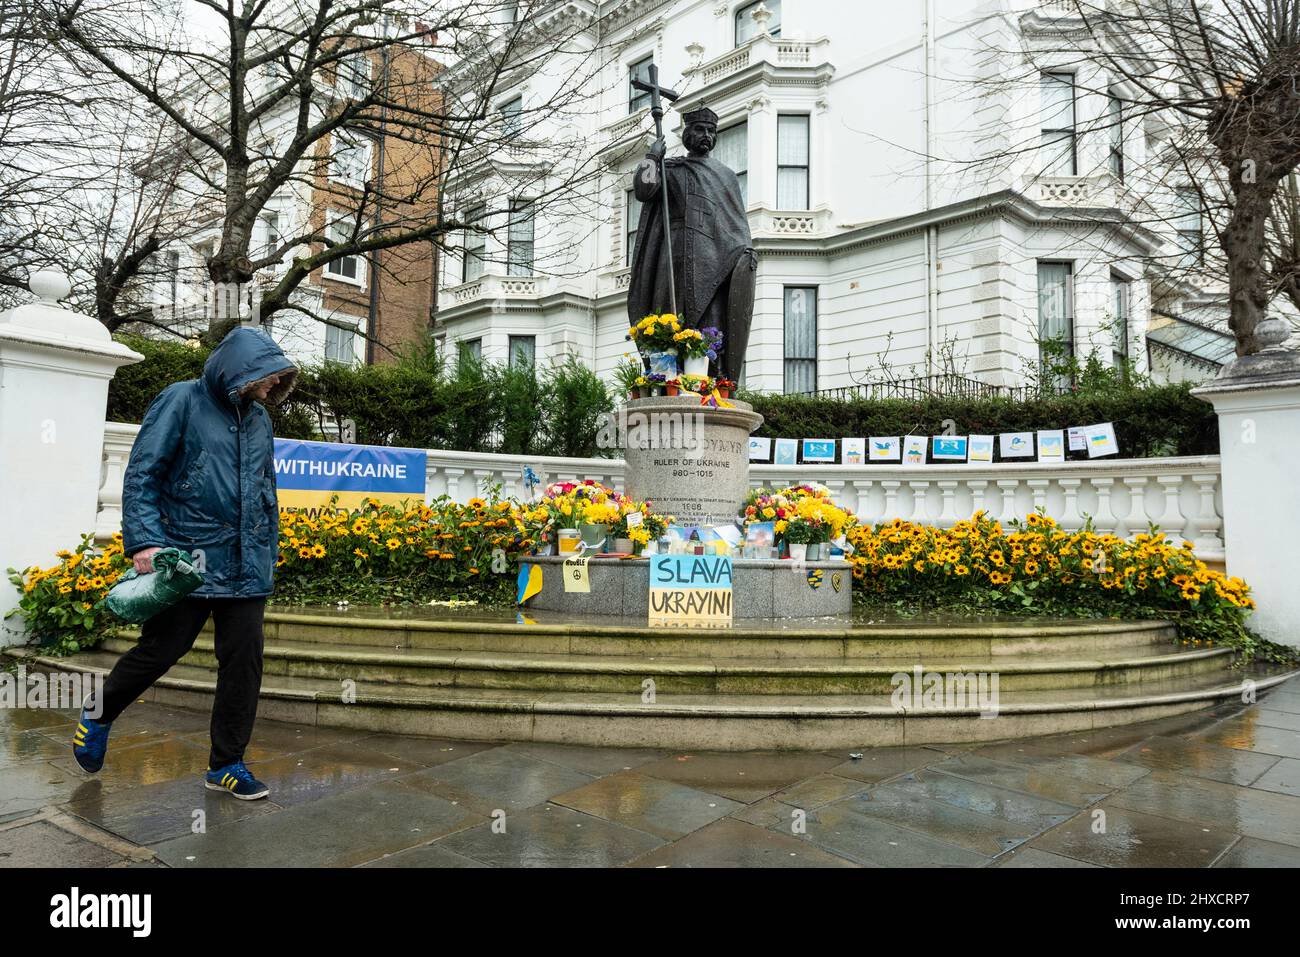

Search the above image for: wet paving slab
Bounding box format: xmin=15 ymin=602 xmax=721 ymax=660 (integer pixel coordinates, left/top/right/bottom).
xmin=0 ymin=818 xmax=126 ymax=868
xmin=1211 ymin=836 xmax=1300 ymax=868
xmin=778 ymin=801 xmax=988 ymax=867
xmin=628 ymin=818 xmax=861 ymax=868
xmin=1112 ymin=735 xmax=1281 ymax=786
xmin=1105 ymin=768 xmax=1300 ymax=848
xmin=6 ymin=673 xmax=1300 ymax=867
xmin=61 ymin=776 xmax=281 ymax=846
xmin=549 ymin=771 xmax=742 ymax=840
xmin=436 ymin=803 xmax=664 ymax=868
xmin=399 ymin=748 xmax=596 ymax=813
xmin=149 ymin=779 xmax=486 ymax=867
xmin=635 ymin=751 xmax=843 ymax=803
xmin=1029 ymin=804 xmax=1239 ymax=868
xmin=826 ymin=785 xmax=1038 ymax=857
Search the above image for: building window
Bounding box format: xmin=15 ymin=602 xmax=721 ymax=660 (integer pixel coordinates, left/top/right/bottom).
xmin=777 ymin=115 xmax=809 ymax=209
xmin=507 ymin=200 xmax=534 ymax=276
xmin=325 ymin=322 xmax=358 ymax=365
xmin=1107 ymin=92 xmax=1125 ymax=182
xmin=736 ymin=0 xmax=781 ymax=45
xmin=258 ymin=211 xmax=281 ymax=261
xmin=1174 ymin=187 xmax=1203 ymax=267
xmin=715 ymin=121 xmax=749 ymax=205
xmin=1037 ymin=261 xmax=1075 ymax=389
xmin=625 ymin=189 xmax=643 ymax=266
xmin=1040 ymin=72 xmax=1077 ymax=176
xmin=324 ymin=216 xmax=364 ymax=284
xmin=501 ymin=96 xmax=522 ymax=138
xmin=508 ymin=335 xmax=536 ymax=368
xmin=331 ymin=130 xmax=371 ymax=187
xmin=458 ymin=337 xmax=483 ymax=367
xmin=337 ymin=52 xmax=370 ymax=100
xmin=1111 ymin=273 xmax=1131 ymax=369
xmin=503 ymin=2 xmax=519 ymax=24
xmin=462 ymin=204 xmax=486 ymax=282
xmin=628 ymin=55 xmax=653 ymax=113
xmin=783 ymin=286 xmax=817 ymax=394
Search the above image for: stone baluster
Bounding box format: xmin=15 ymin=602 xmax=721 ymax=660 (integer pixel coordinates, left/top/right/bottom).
xmin=1089 ymin=477 xmax=1116 ymax=535
xmin=1058 ymin=479 xmax=1083 ymax=532
xmin=996 ymin=479 xmax=1019 ymax=523
xmin=1155 ymin=474 xmax=1188 ymax=543
xmin=1189 ymin=472 xmax=1224 ymax=555
xmin=1118 ymin=476 xmax=1149 ymax=538
xmin=444 ymin=468 xmax=466 ymax=503
xmin=472 ymin=469 xmax=495 ymax=501
xmin=907 ymin=481 xmax=931 ymax=523
xmin=94 ymin=433 xmax=134 ymax=540
xmin=824 ymin=479 xmax=847 ymax=514
xmin=967 ymin=480 xmax=989 ymax=520
xmin=936 ymin=481 xmax=959 ymax=527
xmin=1027 ymin=479 xmax=1050 ymax=519
xmin=851 ymin=480 xmax=874 ymax=524
xmin=880 ymin=481 xmax=901 ymax=522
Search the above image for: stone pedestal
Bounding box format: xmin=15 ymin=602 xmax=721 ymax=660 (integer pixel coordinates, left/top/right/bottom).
xmin=1193 ymin=320 xmax=1300 ymax=648
xmin=0 ymin=270 xmax=142 ymax=645
xmin=520 ymin=556 xmax=854 ymax=618
xmin=619 ymin=395 xmax=763 ymax=525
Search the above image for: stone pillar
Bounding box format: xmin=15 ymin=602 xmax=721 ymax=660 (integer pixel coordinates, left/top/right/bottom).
xmin=1193 ymin=318 xmax=1300 ymax=647
xmin=621 ymin=395 xmax=763 ymax=525
xmin=0 ymin=269 xmax=143 ymax=645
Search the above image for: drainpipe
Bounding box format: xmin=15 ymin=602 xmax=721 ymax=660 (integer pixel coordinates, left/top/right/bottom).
xmin=366 ymin=13 xmax=392 ymax=365
xmin=923 ymin=0 xmax=937 ymax=377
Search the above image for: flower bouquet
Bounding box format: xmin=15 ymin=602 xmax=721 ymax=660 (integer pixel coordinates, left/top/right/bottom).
xmin=629 ymin=314 xmax=683 ymax=378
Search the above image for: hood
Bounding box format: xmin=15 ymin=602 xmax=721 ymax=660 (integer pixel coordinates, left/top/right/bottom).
xmin=202 ymin=326 xmax=298 ymax=408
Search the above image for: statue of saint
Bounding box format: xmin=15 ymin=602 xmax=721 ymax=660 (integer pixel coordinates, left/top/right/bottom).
xmin=626 ymin=106 xmax=756 ymax=383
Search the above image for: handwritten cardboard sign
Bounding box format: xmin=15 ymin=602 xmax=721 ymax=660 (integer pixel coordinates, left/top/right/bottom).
xmin=648 ymin=554 xmax=733 ymax=623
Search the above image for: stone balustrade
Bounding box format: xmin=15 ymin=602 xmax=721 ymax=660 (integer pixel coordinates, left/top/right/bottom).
xmin=96 ymin=422 xmax=1224 ymax=560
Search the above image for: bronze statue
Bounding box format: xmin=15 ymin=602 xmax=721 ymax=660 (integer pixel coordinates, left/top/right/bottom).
xmin=627 ymin=104 xmax=756 ymax=383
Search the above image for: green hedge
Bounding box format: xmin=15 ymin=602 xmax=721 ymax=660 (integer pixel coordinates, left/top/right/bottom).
xmin=739 ymin=383 xmax=1218 ymax=460
xmin=106 ymin=335 xmax=614 ymax=457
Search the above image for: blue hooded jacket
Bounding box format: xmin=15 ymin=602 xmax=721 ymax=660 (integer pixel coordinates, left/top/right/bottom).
xmin=121 ymin=327 xmax=298 ymax=598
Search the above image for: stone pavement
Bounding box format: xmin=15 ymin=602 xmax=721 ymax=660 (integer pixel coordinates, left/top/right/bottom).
xmin=1 ymin=674 xmax=1298 ymax=868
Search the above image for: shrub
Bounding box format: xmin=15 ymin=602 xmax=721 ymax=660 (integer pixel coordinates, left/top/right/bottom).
xmin=739 ymin=382 xmax=1217 ymax=460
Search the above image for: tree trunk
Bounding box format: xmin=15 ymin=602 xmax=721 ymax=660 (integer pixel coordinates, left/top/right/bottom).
xmin=1222 ymin=179 xmax=1274 ymax=356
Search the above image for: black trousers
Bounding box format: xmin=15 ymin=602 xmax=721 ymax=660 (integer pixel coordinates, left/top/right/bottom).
xmin=98 ymin=596 xmax=266 ymax=769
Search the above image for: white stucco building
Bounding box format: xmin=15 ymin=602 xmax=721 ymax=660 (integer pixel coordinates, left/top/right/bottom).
xmin=435 ymin=0 xmax=1232 ymax=393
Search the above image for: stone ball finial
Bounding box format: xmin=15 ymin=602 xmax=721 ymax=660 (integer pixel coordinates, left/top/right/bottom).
xmin=1254 ymin=316 xmax=1293 ymax=352
xmin=28 ymin=268 xmax=71 ymax=303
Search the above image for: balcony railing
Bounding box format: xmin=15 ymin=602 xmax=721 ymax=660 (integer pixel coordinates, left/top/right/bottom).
xmin=443 ymin=273 xmax=549 ymax=308
xmin=688 ymin=34 xmax=831 ymax=92
xmin=96 ymin=422 xmax=1225 ymax=561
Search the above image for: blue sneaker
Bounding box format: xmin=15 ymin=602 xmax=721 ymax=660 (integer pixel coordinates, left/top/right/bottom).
xmin=72 ymin=698 xmax=112 ymax=773
xmin=205 ymin=761 xmax=270 ymax=801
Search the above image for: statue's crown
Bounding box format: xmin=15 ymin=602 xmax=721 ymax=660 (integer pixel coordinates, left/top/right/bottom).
xmin=681 ymin=106 xmax=719 ymax=127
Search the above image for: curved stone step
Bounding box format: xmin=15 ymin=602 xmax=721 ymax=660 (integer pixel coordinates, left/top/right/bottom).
xmin=10 ymin=646 xmax=1295 ymax=750
xmin=96 ymin=633 xmax=1234 ymax=695
xmin=173 ymin=611 xmax=1181 ymax=659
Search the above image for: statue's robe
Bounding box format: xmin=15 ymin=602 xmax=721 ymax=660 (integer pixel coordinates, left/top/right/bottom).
xmin=627 ymin=154 xmax=753 ymax=334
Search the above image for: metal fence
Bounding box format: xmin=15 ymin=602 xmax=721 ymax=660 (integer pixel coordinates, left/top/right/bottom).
xmin=804 ymin=375 xmax=1069 ymax=402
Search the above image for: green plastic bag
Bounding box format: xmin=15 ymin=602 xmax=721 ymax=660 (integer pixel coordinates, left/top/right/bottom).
xmin=103 ymin=548 xmax=204 ymax=624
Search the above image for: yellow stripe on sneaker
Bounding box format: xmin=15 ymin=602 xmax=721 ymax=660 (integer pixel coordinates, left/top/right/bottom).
xmin=77 ymin=724 xmax=88 ymax=733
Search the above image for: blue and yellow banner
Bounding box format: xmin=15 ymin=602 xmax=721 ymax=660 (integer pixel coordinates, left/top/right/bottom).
xmin=272 ymin=438 xmax=427 ymax=513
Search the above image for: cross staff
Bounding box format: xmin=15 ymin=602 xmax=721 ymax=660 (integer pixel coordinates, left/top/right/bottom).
xmin=631 ymin=64 xmax=680 ymax=318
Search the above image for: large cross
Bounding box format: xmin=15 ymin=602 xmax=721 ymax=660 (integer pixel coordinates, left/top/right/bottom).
xmin=631 ymin=64 xmax=681 ymax=317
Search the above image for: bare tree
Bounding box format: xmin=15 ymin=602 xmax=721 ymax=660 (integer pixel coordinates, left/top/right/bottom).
xmin=1010 ymin=0 xmax=1300 ymax=356
xmin=40 ymin=0 xmax=606 ymax=348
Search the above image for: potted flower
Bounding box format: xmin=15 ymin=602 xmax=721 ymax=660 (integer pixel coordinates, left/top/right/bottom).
xmin=715 ymin=377 xmax=735 ymax=399
xmin=644 ymin=372 xmax=667 ymax=396
xmin=677 ymin=373 xmax=712 ymax=396
xmin=629 ymin=314 xmax=683 ymax=379
xmin=783 ymin=517 xmax=815 ymax=561
xmin=613 ymin=356 xmax=644 ymax=401
xmin=665 ymin=378 xmax=680 ymax=397
xmin=675 ymin=326 xmax=723 ymax=377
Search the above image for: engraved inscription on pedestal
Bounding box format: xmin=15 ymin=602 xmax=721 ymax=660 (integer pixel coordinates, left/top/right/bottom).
xmin=620 ymin=396 xmax=763 ymax=526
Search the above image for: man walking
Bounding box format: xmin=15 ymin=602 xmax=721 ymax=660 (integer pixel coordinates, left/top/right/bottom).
xmin=72 ymin=327 xmax=297 ymax=800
